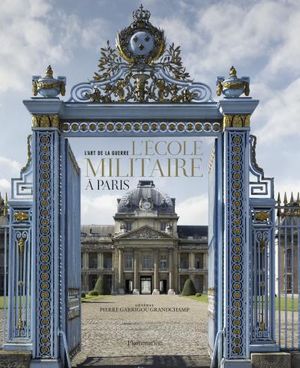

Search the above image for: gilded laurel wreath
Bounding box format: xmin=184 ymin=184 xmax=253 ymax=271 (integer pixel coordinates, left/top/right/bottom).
xmin=90 ymin=41 xmax=194 ymax=103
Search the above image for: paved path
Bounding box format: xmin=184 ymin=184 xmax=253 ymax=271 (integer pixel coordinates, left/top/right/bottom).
xmin=72 ymin=295 xmax=210 ymax=367
xmin=0 ymin=310 xmax=4 ymax=348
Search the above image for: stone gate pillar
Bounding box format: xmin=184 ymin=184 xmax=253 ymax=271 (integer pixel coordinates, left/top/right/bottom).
xmin=219 ymin=96 xmax=258 ymax=367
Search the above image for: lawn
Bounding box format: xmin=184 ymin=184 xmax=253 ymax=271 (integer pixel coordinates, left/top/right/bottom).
xmin=182 ymin=294 xmax=208 ymax=304
xmin=275 ymin=296 xmax=298 ymax=312
xmin=81 ymin=294 xmax=107 ymax=303
xmin=0 ymin=296 xmax=6 ymax=309
xmin=182 ymin=294 xmax=299 ymax=312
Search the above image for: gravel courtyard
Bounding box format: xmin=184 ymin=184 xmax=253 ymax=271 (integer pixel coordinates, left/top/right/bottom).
xmin=72 ymin=294 xmax=210 ymax=367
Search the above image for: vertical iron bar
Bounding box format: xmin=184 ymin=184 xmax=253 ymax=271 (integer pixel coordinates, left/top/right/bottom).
xmin=297 ymin=217 xmax=300 ymax=350
xmin=284 ymin=215 xmax=288 ymax=349
xmin=291 ymin=218 xmax=294 ymax=348
xmin=3 ymin=227 xmax=8 ymax=342
xmin=254 ymin=231 xmax=257 ymax=340
xmin=265 ymin=232 xmax=269 ymax=337
xmin=278 ymin=211 xmax=281 ymax=347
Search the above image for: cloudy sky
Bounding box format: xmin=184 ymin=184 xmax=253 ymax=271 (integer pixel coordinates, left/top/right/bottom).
xmin=0 ymin=0 xmax=299 ymax=225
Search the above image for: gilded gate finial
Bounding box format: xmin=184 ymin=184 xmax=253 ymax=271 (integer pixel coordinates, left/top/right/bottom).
xmin=32 ymin=65 xmax=66 ymax=98
xmin=216 ymin=66 xmax=250 ymax=98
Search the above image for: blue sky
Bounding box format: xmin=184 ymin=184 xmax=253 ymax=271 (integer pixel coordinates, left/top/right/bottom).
xmin=0 ymin=0 xmax=299 ymax=224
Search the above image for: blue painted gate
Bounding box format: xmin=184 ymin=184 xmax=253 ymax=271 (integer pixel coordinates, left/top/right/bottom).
xmin=61 ymin=139 xmax=81 ymax=360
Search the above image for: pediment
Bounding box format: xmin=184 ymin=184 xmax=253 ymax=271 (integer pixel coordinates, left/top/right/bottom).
xmin=115 ymin=225 xmax=174 ymax=240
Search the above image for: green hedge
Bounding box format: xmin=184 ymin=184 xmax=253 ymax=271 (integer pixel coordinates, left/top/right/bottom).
xmin=181 ymin=278 xmax=196 ymax=296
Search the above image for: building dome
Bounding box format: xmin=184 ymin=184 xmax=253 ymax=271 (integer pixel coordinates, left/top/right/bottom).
xmin=117 ymin=180 xmax=175 ymax=214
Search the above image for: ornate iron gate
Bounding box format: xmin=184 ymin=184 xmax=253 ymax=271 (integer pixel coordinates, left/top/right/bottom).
xmin=249 ymin=135 xmax=277 ymax=351
xmin=59 ymin=138 xmax=81 ymax=356
xmin=2 ymin=5 xmax=280 ymax=368
xmin=276 ymin=194 xmax=300 ymax=351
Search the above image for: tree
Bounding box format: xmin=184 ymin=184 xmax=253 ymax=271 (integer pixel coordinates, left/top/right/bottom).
xmin=181 ymin=278 xmax=196 ymax=296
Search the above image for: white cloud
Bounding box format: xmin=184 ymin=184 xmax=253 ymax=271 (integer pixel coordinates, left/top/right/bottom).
xmin=275 ymin=179 xmax=300 ymax=198
xmin=0 ymin=156 xmax=22 ymax=197
xmin=0 ymin=179 xmax=10 ymax=194
xmin=176 ymin=194 xmax=208 ymax=225
xmin=0 ymin=156 xmax=22 ymax=172
xmin=0 ymin=0 xmax=110 ymax=93
xmin=157 ymin=1 xmax=300 ymax=87
xmin=81 ymin=193 xmax=120 ymax=224
xmin=254 ymin=78 xmax=300 ymax=143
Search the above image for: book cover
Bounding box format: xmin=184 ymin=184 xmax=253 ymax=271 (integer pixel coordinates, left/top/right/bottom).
xmin=0 ymin=1 xmax=299 ymax=368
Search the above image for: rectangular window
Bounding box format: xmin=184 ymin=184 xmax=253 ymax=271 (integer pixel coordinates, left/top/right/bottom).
xmin=195 ymin=254 xmax=204 ymax=269
xmin=125 ymin=222 xmax=132 ymax=231
xmin=142 ymin=254 xmax=153 ymax=270
xmin=88 ymin=252 xmax=98 ymax=269
xmin=160 ymin=255 xmax=168 ymax=270
xmin=160 ymin=222 xmax=166 ymax=231
xmin=103 ymin=253 xmax=112 ymax=269
xmin=180 ymin=253 xmax=189 ymax=269
xmin=124 ymin=253 xmax=133 ymax=270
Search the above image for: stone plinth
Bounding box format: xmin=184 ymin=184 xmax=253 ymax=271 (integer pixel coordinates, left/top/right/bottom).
xmin=291 ymin=352 xmax=300 ymax=368
xmin=0 ymin=351 xmax=31 ymax=368
xmin=251 ymin=352 xmax=291 ymax=368
xmin=152 ymin=289 xmax=160 ymax=295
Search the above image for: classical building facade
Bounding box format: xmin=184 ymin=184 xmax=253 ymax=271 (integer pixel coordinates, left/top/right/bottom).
xmin=81 ymin=180 xmax=208 ymax=295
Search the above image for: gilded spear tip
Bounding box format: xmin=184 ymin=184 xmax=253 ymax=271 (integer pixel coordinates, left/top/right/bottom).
xmin=284 ymin=192 xmax=288 ymax=204
xmin=277 ymin=192 xmax=281 ymax=205
xmin=3 ymin=193 xmax=8 ymax=216
xmin=297 ymin=192 xmax=300 ymax=203
xmin=291 ymin=192 xmax=295 ymax=203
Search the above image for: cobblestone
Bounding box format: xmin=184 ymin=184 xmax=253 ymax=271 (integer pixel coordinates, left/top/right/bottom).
xmin=72 ymin=295 xmax=209 ymax=366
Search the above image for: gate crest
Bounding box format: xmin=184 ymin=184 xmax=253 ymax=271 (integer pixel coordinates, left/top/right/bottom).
xmin=69 ymin=5 xmax=213 ymax=103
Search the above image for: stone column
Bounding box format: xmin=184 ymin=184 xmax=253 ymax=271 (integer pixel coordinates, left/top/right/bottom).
xmin=98 ymin=252 xmax=103 ymax=270
xmin=168 ymin=250 xmax=175 ymax=295
xmin=118 ymin=249 xmax=124 ymax=294
xmin=203 ymin=274 xmax=207 ymax=293
xmin=133 ymin=250 xmax=139 ymax=294
xmin=153 ymin=250 xmax=159 ymax=294
xmin=84 ymin=274 xmax=89 ymax=292
xmin=189 ymin=252 xmax=195 ymax=270
xmin=203 ymin=252 xmax=207 ymax=270
xmin=83 ymin=252 xmax=89 ymax=269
